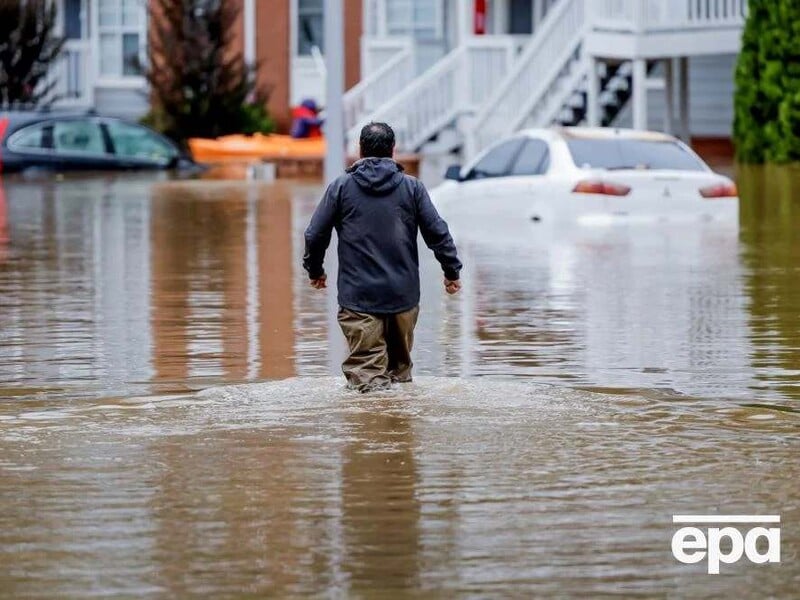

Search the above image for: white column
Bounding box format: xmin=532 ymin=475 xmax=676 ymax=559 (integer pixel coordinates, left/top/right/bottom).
xmin=325 ymin=0 xmax=346 ymax=183
xmin=586 ymin=56 xmax=600 ymax=127
xmin=663 ymin=58 xmax=674 ymax=134
xmin=363 ymin=0 xmax=373 ymax=35
xmin=457 ymin=0 xmax=472 ymax=45
xmin=243 ymin=0 xmax=256 ymax=66
xmin=632 ymin=58 xmax=647 ymax=130
xmin=678 ymin=56 xmax=690 ymax=142
xmin=493 ymin=0 xmax=509 ymax=34
xmin=324 ymin=0 xmax=346 ymax=375
xmin=88 ymin=0 xmax=99 ymax=106
xmin=377 ymin=0 xmax=388 ymax=36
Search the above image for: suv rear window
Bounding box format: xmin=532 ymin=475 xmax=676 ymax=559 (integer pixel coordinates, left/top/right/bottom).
xmin=566 ymin=139 xmax=706 ymax=171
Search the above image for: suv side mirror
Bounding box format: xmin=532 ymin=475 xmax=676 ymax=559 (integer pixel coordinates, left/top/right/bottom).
xmin=444 ymin=164 xmax=462 ymax=181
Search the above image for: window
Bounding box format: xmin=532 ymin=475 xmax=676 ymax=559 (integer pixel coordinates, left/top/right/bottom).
xmin=53 ymin=121 xmax=107 ymax=154
xmin=386 ymin=0 xmax=442 ymax=38
xmin=298 ymin=0 xmax=323 ymax=55
xmin=98 ymin=0 xmax=142 ymax=77
xmin=509 ymin=139 xmax=550 ymax=175
xmin=8 ymin=123 xmax=49 ymax=150
xmin=64 ymin=0 xmax=84 ymax=39
xmin=466 ymin=139 xmax=525 ymax=180
xmin=106 ymin=121 xmax=176 ymax=163
xmin=8 ymin=120 xmax=108 ymax=155
xmin=565 ymin=139 xmax=706 ymax=171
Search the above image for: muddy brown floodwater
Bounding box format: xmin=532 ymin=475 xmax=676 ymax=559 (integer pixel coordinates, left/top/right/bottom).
xmin=0 ymin=167 xmax=798 ymax=597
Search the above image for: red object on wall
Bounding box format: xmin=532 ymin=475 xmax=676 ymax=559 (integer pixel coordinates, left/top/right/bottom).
xmin=474 ymin=0 xmax=487 ymax=34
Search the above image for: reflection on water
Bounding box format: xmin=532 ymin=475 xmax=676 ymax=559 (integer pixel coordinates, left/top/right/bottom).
xmin=0 ymin=169 xmax=798 ymax=596
xmin=341 ymin=407 xmax=421 ymax=592
xmin=449 ymin=224 xmax=752 ymax=398
xmin=0 ymin=176 xmax=320 ymax=399
xmin=738 ymin=165 xmax=800 ymax=400
xmin=1 ymin=170 xmax=797 ymax=401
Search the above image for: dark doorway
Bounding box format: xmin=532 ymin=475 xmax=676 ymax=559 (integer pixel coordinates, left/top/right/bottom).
xmin=509 ymin=0 xmax=533 ymax=34
xmin=64 ymin=0 xmax=82 ymax=39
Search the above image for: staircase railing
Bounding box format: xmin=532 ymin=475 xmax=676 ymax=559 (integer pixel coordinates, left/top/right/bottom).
xmin=343 ymin=44 xmax=415 ymax=138
xmin=467 ymin=0 xmax=587 ymax=157
xmin=361 ymin=37 xmax=413 ymax=75
xmin=591 ymin=0 xmax=746 ymax=32
xmin=348 ymin=36 xmax=517 ymax=153
xmin=342 ymin=38 xmax=416 ymax=139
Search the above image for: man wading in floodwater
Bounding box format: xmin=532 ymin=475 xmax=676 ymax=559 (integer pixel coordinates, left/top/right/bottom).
xmin=303 ymin=122 xmax=463 ymax=392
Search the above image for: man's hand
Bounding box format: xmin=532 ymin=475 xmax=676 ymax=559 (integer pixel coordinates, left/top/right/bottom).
xmin=444 ymin=278 xmax=461 ymax=295
xmin=310 ymin=274 xmax=327 ymax=289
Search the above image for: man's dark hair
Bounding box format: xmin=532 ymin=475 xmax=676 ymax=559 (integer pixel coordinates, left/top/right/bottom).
xmin=359 ymin=122 xmax=395 ymax=158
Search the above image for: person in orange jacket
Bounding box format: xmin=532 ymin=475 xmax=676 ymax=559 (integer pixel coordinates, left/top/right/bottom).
xmin=290 ymin=99 xmax=324 ymax=139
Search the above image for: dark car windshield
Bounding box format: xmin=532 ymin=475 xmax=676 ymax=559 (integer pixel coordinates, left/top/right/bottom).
xmin=566 ymin=138 xmax=706 ymax=171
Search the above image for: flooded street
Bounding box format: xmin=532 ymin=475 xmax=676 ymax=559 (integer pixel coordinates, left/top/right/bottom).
xmin=0 ymin=170 xmax=798 ymax=597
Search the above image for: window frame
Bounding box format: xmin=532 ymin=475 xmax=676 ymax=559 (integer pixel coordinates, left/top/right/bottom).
xmin=384 ymin=0 xmax=444 ymax=39
xmin=7 ymin=118 xmax=114 ymax=158
xmin=565 ymin=138 xmax=708 ymax=172
xmin=6 ymin=117 xmax=179 ymax=168
xmin=62 ymin=0 xmax=87 ymax=40
xmin=53 ymin=119 xmax=113 ymax=156
xmin=296 ymin=0 xmax=324 ymax=56
xmin=102 ymin=118 xmax=179 ymax=165
xmin=6 ymin=122 xmax=52 ymax=153
xmin=94 ymin=0 xmax=147 ymax=85
xmin=508 ymin=138 xmax=551 ymax=176
xmin=463 ymin=137 xmax=527 ymax=181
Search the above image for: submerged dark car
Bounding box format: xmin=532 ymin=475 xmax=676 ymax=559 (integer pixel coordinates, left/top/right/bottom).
xmin=0 ymin=111 xmax=195 ymax=173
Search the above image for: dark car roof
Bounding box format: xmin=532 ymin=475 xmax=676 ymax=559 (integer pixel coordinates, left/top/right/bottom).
xmin=0 ymin=110 xmax=145 ymax=138
xmin=0 ymin=109 xmax=95 ymax=127
xmin=0 ymin=110 xmax=180 ymax=151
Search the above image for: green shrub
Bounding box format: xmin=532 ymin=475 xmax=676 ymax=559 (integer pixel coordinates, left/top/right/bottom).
xmin=734 ymin=0 xmax=800 ymax=163
xmin=238 ymin=102 xmax=276 ymax=136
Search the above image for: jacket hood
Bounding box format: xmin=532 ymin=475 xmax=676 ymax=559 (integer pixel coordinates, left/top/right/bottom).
xmin=347 ymin=157 xmax=405 ymax=195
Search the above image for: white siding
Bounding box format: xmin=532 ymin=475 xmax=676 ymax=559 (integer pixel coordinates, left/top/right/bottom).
xmin=291 ymin=57 xmax=325 ymax=105
xmin=94 ymin=87 xmax=149 ymax=120
xmin=614 ymin=53 xmax=737 ymax=138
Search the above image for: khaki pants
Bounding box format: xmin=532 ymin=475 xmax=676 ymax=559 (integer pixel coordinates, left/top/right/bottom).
xmin=337 ymin=306 xmax=420 ymax=392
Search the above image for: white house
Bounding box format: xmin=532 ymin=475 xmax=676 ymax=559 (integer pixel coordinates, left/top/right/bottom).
xmin=47 ymin=0 xmax=357 ymax=131
xmin=50 ymin=0 xmax=149 ymax=118
xmin=48 ymin=0 xmax=746 ymax=158
xmin=348 ymin=0 xmax=746 ymax=158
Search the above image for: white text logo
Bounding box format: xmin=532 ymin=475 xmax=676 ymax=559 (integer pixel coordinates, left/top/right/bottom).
xmin=671 ymin=514 xmax=780 ymax=574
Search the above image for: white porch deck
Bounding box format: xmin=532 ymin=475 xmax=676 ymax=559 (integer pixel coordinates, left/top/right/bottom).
xmin=586 ymin=0 xmax=747 ymax=59
xmin=586 ymin=0 xmax=745 ymax=58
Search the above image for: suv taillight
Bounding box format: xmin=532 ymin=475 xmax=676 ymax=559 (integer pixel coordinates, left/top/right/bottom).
xmin=572 ymin=180 xmax=631 ymax=196
xmin=699 ymin=182 xmax=738 ymax=198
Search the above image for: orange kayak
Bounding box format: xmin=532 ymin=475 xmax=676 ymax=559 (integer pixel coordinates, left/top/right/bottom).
xmin=189 ymin=133 xmax=325 ymax=163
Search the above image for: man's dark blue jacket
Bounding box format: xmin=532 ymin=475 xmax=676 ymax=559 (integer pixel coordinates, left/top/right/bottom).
xmin=303 ymin=157 xmax=462 ymax=314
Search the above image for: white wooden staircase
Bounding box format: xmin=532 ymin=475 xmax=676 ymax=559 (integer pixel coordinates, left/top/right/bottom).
xmin=346 ymin=0 xmax=747 ymax=157
xmin=344 ymin=36 xmax=520 ymax=154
